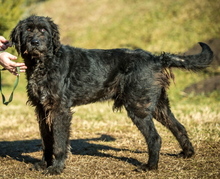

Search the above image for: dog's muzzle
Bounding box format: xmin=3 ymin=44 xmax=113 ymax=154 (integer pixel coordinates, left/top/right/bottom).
xmin=31 ymin=39 xmax=40 ymax=46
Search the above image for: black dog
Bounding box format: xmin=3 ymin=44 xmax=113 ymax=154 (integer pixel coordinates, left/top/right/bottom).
xmin=10 ymin=15 xmax=213 ymax=174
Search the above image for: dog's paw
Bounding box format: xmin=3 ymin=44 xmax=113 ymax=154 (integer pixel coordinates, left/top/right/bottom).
xmin=134 ymin=163 xmax=158 ymax=172
xmin=31 ymin=161 xmax=47 ymax=171
xmin=44 ymin=165 xmax=64 ymax=175
xmin=178 ymin=150 xmax=195 ymax=158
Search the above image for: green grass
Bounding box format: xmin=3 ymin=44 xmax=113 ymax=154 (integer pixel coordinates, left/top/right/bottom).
xmin=28 ymin=0 xmax=220 ymax=51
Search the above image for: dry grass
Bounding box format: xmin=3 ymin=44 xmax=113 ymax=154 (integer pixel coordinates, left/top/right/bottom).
xmin=0 ymin=101 xmax=219 ymax=178
xmin=0 ymin=0 xmax=219 ymax=178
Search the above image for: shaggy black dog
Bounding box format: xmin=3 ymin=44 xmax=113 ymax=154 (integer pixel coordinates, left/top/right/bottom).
xmin=10 ymin=15 xmax=213 ymax=174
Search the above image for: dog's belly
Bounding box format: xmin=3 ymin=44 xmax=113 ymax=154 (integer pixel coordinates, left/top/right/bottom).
xmin=70 ymin=86 xmax=117 ymax=106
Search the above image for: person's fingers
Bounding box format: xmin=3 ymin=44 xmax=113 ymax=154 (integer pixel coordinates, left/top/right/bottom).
xmin=19 ymin=66 xmax=27 ymax=70
xmin=0 ymin=44 xmax=7 ymax=51
xmin=13 ymin=63 xmax=27 ymax=70
xmin=7 ymin=68 xmax=18 ymax=76
xmin=12 ymin=64 xmax=27 ymax=75
xmin=0 ymin=51 xmax=27 ymax=74
xmin=0 ymin=36 xmax=10 ymax=51
xmin=14 ymin=62 xmax=26 ymax=66
xmin=0 ymin=36 xmax=7 ymax=42
xmin=7 ymin=54 xmax=17 ymax=60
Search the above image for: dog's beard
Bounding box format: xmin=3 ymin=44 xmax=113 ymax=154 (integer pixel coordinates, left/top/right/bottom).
xmin=24 ymin=44 xmax=46 ymax=58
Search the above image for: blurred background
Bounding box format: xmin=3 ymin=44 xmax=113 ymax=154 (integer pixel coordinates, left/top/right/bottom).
xmin=1 ymin=0 xmax=219 ymax=106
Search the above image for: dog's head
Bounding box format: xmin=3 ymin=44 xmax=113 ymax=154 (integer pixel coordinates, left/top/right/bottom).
xmin=10 ymin=15 xmax=61 ymax=58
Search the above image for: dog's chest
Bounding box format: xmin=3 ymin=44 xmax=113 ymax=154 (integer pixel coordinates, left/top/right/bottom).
xmin=27 ymin=66 xmax=58 ymax=105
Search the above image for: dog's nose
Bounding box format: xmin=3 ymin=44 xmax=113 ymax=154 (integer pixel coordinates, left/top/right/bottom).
xmin=31 ymin=39 xmax=39 ymax=46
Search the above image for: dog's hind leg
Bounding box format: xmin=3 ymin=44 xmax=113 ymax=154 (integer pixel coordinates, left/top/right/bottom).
xmin=125 ymin=103 xmax=162 ymax=171
xmin=154 ymin=88 xmax=194 ymax=158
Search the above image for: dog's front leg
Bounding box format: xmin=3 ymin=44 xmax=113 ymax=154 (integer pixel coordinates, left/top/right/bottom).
xmin=45 ymin=107 xmax=72 ymax=175
xmin=33 ymin=104 xmax=53 ymax=171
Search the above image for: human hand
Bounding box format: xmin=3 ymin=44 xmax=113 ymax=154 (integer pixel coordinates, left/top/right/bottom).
xmin=0 ymin=36 xmax=11 ymax=51
xmin=0 ymin=52 xmax=27 ymax=75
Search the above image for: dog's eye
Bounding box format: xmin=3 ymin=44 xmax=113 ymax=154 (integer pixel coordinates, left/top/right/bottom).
xmin=40 ymin=28 xmax=46 ymax=32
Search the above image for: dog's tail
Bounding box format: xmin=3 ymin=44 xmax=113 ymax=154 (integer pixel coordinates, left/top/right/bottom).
xmin=160 ymin=42 xmax=213 ymax=71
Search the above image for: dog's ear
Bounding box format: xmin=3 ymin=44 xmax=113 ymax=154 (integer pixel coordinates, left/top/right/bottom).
xmin=10 ymin=20 xmax=22 ymax=55
xmin=47 ymin=17 xmax=61 ymax=53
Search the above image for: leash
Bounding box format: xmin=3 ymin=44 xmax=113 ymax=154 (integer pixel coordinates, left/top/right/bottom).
xmin=0 ymin=67 xmax=20 ymax=105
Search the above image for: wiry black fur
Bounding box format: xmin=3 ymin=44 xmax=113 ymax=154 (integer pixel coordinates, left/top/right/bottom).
xmin=10 ymin=15 xmax=213 ymax=175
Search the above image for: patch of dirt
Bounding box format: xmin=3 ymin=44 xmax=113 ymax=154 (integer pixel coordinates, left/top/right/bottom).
xmin=183 ymin=38 xmax=220 ymax=94
xmin=184 ymin=75 xmax=220 ymax=94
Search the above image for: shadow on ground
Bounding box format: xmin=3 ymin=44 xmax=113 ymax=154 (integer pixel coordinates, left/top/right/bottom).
xmin=0 ymin=134 xmax=182 ymax=169
xmin=0 ymin=134 xmax=150 ymax=167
